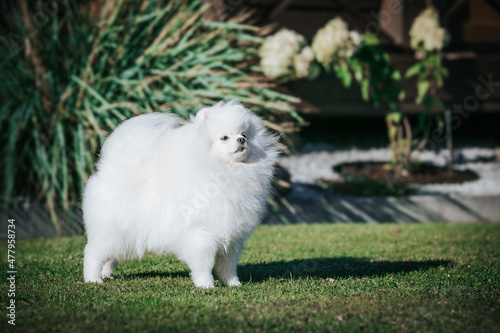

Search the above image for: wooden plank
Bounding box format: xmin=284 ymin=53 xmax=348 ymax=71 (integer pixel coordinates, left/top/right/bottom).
xmin=269 ymin=0 xmax=295 ymax=19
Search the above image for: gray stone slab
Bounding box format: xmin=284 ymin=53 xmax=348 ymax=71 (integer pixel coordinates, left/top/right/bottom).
xmin=266 ymin=195 xmax=500 ymax=224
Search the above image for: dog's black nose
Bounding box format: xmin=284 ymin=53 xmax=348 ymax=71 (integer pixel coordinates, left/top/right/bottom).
xmin=237 ymin=137 xmax=246 ymax=144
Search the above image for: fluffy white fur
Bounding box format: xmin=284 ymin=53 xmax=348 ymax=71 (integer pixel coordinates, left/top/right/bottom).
xmin=82 ymin=100 xmax=279 ymax=288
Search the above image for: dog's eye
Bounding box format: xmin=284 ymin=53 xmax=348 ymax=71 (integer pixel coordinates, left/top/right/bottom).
xmin=241 ymin=133 xmax=247 ymax=138
xmin=220 ymin=136 xmax=229 ymax=141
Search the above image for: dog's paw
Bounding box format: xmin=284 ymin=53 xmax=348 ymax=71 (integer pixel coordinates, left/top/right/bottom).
xmin=85 ymin=277 xmax=104 ymax=284
xmin=195 ymin=282 xmax=215 ymax=289
xmin=192 ymin=273 xmax=215 ymax=289
xmin=193 ymin=276 xmax=215 ymax=289
xmin=225 ymin=277 xmax=242 ymax=287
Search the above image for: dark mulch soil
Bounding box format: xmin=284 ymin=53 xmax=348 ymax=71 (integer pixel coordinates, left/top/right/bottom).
xmin=333 ymin=162 xmax=478 ymax=185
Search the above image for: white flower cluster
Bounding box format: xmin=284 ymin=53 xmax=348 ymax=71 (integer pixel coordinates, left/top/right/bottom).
xmin=312 ymin=17 xmax=363 ymax=66
xmin=409 ymin=7 xmax=449 ymax=51
xmin=259 ymin=29 xmax=317 ymax=80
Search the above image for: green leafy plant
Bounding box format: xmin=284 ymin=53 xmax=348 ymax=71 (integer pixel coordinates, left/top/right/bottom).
xmin=313 ymin=26 xmax=408 ymax=176
xmin=405 ymin=46 xmax=449 ymax=153
xmin=333 ymin=34 xmax=404 ymax=109
xmin=406 ymin=51 xmax=448 ymax=105
xmin=0 ymin=0 xmax=302 ymax=234
xmin=312 ymin=12 xmax=450 ymax=178
xmin=404 ymin=6 xmax=450 ymax=162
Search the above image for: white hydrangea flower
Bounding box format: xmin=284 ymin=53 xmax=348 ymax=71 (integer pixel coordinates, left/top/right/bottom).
xmin=409 ymin=7 xmax=449 ymax=51
xmin=293 ymin=46 xmax=315 ymax=79
xmin=312 ymin=17 xmax=363 ymax=65
xmin=349 ymin=31 xmax=363 ymax=47
xmin=259 ymin=29 xmax=316 ymax=80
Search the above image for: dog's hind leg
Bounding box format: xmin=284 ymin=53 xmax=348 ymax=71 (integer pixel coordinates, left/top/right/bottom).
xmin=215 ymin=238 xmax=244 ymax=287
xmin=101 ymin=260 xmax=117 ymax=280
xmin=83 ymin=244 xmax=107 ymax=283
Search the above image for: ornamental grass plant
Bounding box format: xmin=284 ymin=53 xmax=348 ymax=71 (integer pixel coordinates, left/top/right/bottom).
xmin=0 ymin=0 xmax=301 ymax=234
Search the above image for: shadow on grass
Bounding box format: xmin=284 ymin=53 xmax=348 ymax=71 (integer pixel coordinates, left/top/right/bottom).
xmin=121 ymin=257 xmax=451 ymax=283
xmin=238 ymin=257 xmax=451 ymax=283
xmin=121 ymin=270 xmax=190 ymax=280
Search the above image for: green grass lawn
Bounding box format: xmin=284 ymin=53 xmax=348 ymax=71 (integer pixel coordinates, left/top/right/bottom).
xmin=1 ymin=223 xmax=499 ymax=332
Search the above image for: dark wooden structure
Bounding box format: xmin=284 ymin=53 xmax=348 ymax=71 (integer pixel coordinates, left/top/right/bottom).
xmin=223 ymin=0 xmax=500 ymax=115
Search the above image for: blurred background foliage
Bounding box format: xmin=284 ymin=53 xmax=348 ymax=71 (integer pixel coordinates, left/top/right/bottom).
xmin=0 ymin=0 xmax=302 ymax=233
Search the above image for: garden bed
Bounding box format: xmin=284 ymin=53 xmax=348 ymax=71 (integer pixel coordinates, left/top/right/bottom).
xmin=317 ymin=162 xmax=479 ymax=197
xmin=333 ymin=162 xmax=478 ymax=185
xmin=280 ymin=145 xmax=500 ymax=197
xmin=273 ymin=144 xmax=500 ymax=223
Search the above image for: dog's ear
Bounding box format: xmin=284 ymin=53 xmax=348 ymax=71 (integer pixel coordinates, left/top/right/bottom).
xmin=193 ymin=107 xmax=210 ymax=123
xmin=192 ymin=100 xmax=228 ymax=123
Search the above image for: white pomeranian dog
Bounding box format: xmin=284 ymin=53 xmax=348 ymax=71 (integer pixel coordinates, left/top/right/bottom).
xmin=82 ymin=100 xmax=279 ymax=288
